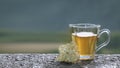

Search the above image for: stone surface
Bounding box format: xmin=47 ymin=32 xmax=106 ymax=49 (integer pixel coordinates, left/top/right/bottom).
xmin=0 ymin=54 xmax=120 ymax=68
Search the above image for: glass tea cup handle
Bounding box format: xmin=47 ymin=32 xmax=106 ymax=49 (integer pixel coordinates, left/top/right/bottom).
xmin=96 ymin=29 xmax=110 ymax=52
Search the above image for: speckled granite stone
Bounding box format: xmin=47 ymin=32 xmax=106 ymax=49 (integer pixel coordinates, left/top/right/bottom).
xmin=0 ymin=54 xmax=120 ymax=68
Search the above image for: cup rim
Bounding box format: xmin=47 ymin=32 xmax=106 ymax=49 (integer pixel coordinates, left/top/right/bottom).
xmin=69 ymin=23 xmax=101 ymax=28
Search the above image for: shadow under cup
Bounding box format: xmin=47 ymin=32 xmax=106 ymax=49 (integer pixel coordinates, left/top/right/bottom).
xmin=69 ymin=23 xmax=110 ymax=60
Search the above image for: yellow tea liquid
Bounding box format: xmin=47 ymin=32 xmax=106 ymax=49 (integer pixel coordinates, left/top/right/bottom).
xmin=72 ymin=32 xmax=97 ymax=60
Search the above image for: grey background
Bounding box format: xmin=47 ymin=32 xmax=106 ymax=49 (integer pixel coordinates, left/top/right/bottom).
xmin=0 ymin=0 xmax=120 ymax=32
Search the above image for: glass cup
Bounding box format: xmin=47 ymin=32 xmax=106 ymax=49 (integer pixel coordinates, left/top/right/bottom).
xmin=69 ymin=23 xmax=110 ymax=60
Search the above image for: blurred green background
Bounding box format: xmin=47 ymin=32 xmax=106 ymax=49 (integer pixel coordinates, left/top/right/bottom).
xmin=0 ymin=0 xmax=120 ymax=53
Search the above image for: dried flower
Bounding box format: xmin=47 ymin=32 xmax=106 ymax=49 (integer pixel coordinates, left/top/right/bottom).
xmin=56 ymin=42 xmax=79 ymax=63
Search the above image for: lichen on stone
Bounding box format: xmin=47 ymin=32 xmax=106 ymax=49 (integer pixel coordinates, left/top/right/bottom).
xmin=56 ymin=42 xmax=79 ymax=63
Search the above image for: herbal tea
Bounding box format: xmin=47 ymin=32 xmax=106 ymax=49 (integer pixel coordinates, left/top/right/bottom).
xmin=74 ymin=32 xmax=97 ymax=60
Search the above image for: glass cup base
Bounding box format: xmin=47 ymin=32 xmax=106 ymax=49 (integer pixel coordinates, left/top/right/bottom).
xmin=79 ymin=55 xmax=94 ymax=60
